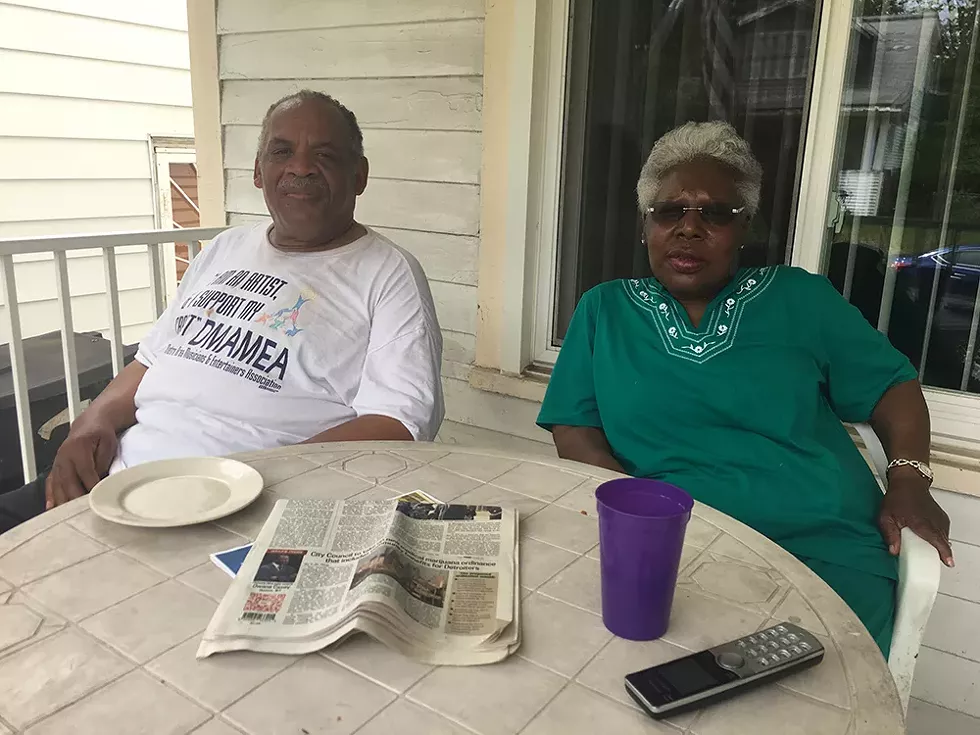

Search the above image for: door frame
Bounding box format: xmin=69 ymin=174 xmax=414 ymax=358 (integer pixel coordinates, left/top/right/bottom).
xmin=147 ymin=136 xmax=196 ymax=303
xmin=790 ymin=0 xmax=856 ymax=274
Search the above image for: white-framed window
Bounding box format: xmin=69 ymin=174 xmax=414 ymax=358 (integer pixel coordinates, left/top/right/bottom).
xmin=514 ymin=0 xmax=980 ymax=445
xmin=147 ymin=136 xmax=197 ymax=303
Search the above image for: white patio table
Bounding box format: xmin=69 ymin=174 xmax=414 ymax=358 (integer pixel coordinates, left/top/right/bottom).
xmin=0 ymin=442 xmax=904 ymax=734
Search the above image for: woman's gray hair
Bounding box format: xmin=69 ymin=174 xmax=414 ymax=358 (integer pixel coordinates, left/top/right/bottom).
xmin=636 ymin=121 xmax=763 ymax=217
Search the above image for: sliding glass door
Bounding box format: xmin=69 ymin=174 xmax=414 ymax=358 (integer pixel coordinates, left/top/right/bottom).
xmin=548 ymin=0 xmax=980 ymax=438
xmin=808 ymin=0 xmax=980 ymax=405
xmin=554 ymin=0 xmax=823 ymax=344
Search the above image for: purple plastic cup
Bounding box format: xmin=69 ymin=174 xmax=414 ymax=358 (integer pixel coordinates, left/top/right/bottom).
xmin=595 ymin=477 xmax=694 ymax=640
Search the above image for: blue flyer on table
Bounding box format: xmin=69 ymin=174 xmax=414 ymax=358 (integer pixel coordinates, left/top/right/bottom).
xmin=210 ymin=543 xmax=253 ymax=577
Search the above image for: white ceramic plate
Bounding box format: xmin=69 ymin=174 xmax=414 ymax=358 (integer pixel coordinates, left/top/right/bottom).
xmin=89 ymin=457 xmax=264 ymax=528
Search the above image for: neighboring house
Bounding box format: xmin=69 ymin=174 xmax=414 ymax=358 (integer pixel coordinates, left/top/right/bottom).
xmin=184 ymin=1 xmax=980 ymax=729
xmin=0 ymin=0 xmax=195 ymax=345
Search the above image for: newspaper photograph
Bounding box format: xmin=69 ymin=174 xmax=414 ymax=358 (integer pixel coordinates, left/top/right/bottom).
xmin=197 ymin=492 xmax=519 ymax=665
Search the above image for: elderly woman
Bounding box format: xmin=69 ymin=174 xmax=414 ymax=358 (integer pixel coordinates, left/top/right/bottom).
xmin=538 ymin=121 xmax=953 ymax=656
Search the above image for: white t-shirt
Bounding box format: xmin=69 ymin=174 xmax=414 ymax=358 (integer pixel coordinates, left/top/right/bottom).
xmin=114 ymin=222 xmax=444 ymax=469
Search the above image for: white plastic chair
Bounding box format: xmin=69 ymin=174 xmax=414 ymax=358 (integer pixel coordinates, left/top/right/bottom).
xmin=852 ymin=422 xmax=941 ymax=713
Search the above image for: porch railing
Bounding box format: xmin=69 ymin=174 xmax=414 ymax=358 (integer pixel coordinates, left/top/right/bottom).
xmin=0 ymin=226 xmax=228 ymax=483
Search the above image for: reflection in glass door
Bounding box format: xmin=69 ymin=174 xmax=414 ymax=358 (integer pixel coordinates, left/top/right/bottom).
xmin=818 ymin=0 xmax=980 ymax=394
xmin=554 ymin=0 xmax=823 ymax=343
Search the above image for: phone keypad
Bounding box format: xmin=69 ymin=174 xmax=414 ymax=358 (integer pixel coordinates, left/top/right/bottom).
xmin=720 ymin=623 xmax=823 ymax=672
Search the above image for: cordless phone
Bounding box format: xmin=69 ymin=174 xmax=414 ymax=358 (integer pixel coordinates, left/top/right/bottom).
xmin=624 ymin=622 xmax=824 ymax=718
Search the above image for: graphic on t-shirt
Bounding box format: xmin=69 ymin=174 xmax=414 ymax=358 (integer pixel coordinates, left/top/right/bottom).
xmin=254 ymin=289 xmax=315 ymax=336
xmin=161 ymin=268 xmax=310 ymax=394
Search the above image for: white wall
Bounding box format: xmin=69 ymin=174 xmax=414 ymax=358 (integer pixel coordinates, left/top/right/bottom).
xmin=0 ymin=0 xmax=194 ymax=345
xmin=216 ymin=0 xmax=548 ymax=449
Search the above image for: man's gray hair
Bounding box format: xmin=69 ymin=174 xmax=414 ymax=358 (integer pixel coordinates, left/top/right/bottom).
xmin=636 ymin=121 xmax=763 ymax=217
xmin=256 ymin=89 xmax=364 ymax=158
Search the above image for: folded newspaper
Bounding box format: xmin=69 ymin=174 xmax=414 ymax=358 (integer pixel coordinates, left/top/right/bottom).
xmin=197 ymin=494 xmax=520 ymax=665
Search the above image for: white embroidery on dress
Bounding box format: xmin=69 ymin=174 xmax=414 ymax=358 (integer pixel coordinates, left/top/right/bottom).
xmin=623 ymin=267 xmax=777 ymax=364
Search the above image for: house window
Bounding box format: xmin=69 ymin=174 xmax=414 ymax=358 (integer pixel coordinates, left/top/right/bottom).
xmin=816 ymin=1 xmax=980 ymax=411
xmin=550 ymin=0 xmax=821 ymax=348
xmin=148 ymin=137 xmax=197 ymax=304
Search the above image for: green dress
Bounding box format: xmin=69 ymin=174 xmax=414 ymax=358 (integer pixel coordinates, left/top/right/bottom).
xmin=538 ymin=265 xmax=917 ymax=656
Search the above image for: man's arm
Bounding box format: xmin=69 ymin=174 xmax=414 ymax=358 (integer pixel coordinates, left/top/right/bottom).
xmin=552 ymin=425 xmax=626 ymax=474
xmin=301 ymin=414 xmax=412 ymax=444
xmin=46 ymin=361 xmax=147 ymax=508
xmin=78 ymin=360 xmax=146 ymax=434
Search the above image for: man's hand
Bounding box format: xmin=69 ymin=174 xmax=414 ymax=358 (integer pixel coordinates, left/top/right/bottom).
xmin=45 ymin=423 xmax=118 ymax=509
xmin=878 ymin=473 xmax=954 ymax=567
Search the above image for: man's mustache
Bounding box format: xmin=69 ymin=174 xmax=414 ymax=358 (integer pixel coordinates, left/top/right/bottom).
xmin=279 ymin=177 xmax=326 ymax=194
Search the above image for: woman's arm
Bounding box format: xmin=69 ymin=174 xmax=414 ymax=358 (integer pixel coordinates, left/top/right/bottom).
xmin=870 ymin=379 xmax=954 ymax=566
xmin=552 ymin=425 xmax=626 ymax=474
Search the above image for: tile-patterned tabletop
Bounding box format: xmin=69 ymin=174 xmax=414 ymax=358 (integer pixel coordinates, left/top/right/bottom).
xmin=0 ymin=442 xmax=904 ymax=734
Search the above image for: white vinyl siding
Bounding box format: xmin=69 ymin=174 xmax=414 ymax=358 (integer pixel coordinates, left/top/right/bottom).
xmin=216 ymin=0 xmax=517 ymax=440
xmin=0 ymin=0 xmax=193 ymax=345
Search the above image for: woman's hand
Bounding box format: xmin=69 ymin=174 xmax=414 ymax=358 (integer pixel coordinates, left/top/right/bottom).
xmin=870 ymin=380 xmax=953 ymax=567
xmin=878 ymin=472 xmax=954 ymax=567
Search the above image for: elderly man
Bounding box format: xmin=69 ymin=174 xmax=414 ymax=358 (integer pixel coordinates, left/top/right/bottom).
xmin=0 ymin=90 xmax=444 ymax=533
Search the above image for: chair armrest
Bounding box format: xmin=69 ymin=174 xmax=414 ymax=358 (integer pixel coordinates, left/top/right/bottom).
xmin=850 ymin=423 xmax=940 ymax=712
xmin=853 ymin=422 xmax=889 ymax=481
xmin=889 ymin=526 xmax=942 ymax=711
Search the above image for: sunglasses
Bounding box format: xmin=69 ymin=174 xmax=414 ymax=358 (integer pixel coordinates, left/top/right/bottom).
xmin=646 ymin=203 xmax=745 ymax=227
